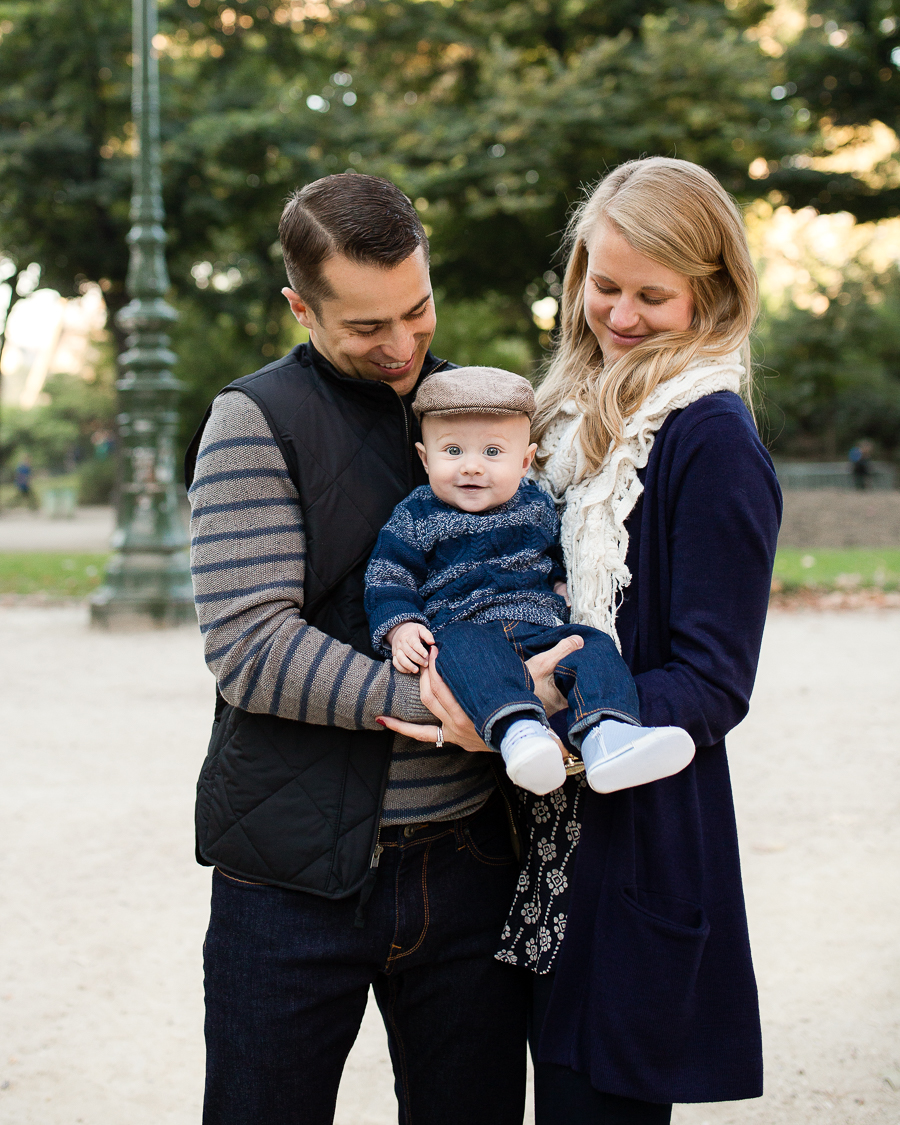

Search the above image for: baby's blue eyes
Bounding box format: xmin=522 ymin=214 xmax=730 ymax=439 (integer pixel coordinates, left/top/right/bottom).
xmin=444 ymin=446 xmax=501 ymax=457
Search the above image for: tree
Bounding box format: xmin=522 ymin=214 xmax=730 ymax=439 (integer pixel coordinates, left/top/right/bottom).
xmin=0 ymin=0 xmax=338 ymax=438
xmin=322 ymin=0 xmax=801 ymax=302
xmin=757 ymin=267 xmax=900 ymax=458
xmin=0 ymin=0 xmax=133 ymax=336
xmin=0 ymin=0 xmax=809 ymax=446
xmin=766 ymin=0 xmax=900 ymax=219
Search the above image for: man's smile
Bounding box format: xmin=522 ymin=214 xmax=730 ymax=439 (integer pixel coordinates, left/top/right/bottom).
xmin=371 ymin=354 xmax=416 ymax=374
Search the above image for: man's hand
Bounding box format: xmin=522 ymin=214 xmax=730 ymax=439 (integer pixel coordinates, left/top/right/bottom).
xmin=525 ymin=634 xmax=584 ymax=716
xmin=386 ymin=621 xmax=435 ymax=673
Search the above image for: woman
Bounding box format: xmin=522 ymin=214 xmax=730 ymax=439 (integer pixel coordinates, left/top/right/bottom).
xmin=383 ymin=157 xmax=781 ymax=1122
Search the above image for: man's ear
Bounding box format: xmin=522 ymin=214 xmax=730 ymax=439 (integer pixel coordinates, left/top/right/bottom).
xmin=282 ymin=287 xmax=315 ymax=331
xmin=415 ymin=442 xmax=428 ymax=472
xmin=522 ymin=442 xmax=538 ymax=474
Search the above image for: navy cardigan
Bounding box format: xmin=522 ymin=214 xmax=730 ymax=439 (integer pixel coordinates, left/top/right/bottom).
xmin=538 ymin=392 xmax=782 ymax=1104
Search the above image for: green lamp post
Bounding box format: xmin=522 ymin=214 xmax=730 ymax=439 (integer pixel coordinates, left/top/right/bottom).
xmin=91 ymin=0 xmax=194 ymax=628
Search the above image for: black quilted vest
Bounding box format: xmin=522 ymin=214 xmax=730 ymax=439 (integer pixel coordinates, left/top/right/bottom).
xmin=184 ymin=342 xmax=450 ymax=898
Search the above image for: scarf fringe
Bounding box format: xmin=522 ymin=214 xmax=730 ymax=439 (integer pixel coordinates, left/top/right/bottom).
xmin=537 ymin=354 xmax=743 ymax=650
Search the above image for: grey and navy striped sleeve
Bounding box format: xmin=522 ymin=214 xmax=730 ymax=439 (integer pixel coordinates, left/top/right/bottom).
xmin=188 ymin=390 xmax=430 ymax=729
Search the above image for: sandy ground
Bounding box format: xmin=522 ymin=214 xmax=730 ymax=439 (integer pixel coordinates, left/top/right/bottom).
xmin=0 ymin=507 xmax=114 ymax=553
xmin=6 ymin=488 xmax=900 ymax=556
xmin=1 ymin=606 xmax=899 ymax=1124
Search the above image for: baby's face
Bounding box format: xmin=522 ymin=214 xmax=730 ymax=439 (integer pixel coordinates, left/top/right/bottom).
xmin=416 ymin=412 xmax=537 ymax=513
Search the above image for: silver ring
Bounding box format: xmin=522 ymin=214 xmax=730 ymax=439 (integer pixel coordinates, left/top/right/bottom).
xmin=435 ymin=726 xmax=444 ymax=749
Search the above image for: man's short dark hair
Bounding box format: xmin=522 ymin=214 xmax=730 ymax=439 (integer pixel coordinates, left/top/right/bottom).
xmin=279 ymin=173 xmax=429 ymax=314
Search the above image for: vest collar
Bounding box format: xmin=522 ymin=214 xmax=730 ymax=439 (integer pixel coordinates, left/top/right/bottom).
xmin=293 ymin=340 xmax=448 ymax=402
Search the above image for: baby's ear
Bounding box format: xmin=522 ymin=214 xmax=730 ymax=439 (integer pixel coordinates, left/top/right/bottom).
xmin=522 ymin=442 xmax=538 ymax=473
xmin=415 ymin=442 xmax=428 ymax=471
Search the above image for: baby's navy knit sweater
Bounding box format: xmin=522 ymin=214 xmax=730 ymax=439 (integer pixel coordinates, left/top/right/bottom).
xmin=365 ymin=479 xmax=568 ymax=656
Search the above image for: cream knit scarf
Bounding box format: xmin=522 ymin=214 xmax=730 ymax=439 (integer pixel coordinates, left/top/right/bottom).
xmin=536 ymin=352 xmax=744 ymax=649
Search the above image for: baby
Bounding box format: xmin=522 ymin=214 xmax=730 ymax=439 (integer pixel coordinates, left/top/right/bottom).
xmin=364 ymin=366 xmax=694 ymax=796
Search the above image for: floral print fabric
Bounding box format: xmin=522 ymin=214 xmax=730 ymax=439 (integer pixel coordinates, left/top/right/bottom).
xmin=495 ymin=774 xmax=586 ymax=974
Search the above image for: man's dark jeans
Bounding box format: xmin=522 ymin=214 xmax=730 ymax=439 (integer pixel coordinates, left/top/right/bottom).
xmin=435 ymin=620 xmax=640 ymax=751
xmin=202 ymin=790 xmax=528 ymax=1125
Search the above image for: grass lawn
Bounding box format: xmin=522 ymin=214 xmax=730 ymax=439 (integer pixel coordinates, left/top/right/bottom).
xmin=0 ymin=552 xmax=110 ymax=597
xmin=2 ymin=547 xmax=898 ymax=599
xmin=773 ymin=547 xmax=900 ymax=591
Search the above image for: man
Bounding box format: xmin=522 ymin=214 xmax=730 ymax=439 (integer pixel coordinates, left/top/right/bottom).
xmin=186 ymin=173 xmax=571 ymax=1125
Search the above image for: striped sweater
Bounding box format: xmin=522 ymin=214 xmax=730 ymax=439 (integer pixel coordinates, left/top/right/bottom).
xmin=188 ymin=390 xmax=496 ymax=825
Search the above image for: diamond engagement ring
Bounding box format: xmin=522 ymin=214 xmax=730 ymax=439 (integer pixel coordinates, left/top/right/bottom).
xmin=435 ymin=726 xmax=444 ymax=749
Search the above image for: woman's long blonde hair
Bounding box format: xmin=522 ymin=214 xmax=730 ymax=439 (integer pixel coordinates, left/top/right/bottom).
xmin=533 ymin=157 xmax=759 ymax=475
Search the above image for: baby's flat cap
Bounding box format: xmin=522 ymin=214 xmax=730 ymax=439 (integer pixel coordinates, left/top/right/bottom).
xmin=413 ymin=366 xmax=535 ymax=420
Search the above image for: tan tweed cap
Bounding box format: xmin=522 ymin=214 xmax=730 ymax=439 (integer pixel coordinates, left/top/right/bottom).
xmin=412 ymin=366 xmax=535 ymax=420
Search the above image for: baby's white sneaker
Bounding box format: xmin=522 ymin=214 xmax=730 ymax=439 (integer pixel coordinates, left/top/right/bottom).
xmin=581 ymin=720 xmax=695 ymax=793
xmin=500 ymin=719 xmax=567 ymax=795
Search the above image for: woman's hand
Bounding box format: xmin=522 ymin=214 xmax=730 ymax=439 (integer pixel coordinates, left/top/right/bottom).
xmin=525 ymin=634 xmax=584 ymax=715
xmin=377 ymin=635 xmax=586 ymax=747
xmin=377 ymin=647 xmax=491 ymax=753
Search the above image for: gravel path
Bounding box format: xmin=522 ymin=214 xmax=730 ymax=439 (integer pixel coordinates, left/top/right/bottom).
xmin=1 ymin=607 xmax=898 ymax=1124
xmin=0 ymin=508 xmax=114 ymax=553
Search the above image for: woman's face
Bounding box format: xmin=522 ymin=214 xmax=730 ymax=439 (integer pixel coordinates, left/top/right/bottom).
xmin=583 ymin=220 xmax=694 ymax=364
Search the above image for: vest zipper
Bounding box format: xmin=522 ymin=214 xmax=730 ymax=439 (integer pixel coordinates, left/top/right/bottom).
xmin=353 ymin=842 xmax=383 ymax=928
xmin=393 ymin=358 xmax=447 ymax=488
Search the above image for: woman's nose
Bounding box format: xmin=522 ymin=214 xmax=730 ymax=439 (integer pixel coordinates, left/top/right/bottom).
xmin=609 ymin=297 xmax=640 ymax=330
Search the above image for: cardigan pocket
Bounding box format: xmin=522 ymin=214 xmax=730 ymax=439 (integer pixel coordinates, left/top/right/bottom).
xmin=599 ymin=885 xmax=710 ymax=1066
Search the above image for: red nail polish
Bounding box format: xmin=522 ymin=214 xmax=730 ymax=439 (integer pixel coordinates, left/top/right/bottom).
xmin=375 ymin=718 xmax=386 ymax=726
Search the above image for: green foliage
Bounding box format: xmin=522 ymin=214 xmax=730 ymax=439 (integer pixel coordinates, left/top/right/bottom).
xmin=341 ymin=1 xmax=800 ymax=302
xmin=171 ymin=290 xmax=307 ymax=447
xmin=770 ymin=0 xmax=900 ymax=219
xmin=78 ymin=455 xmax=116 ymax=504
xmin=0 ymin=0 xmax=801 ymax=445
xmin=0 ymin=367 xmax=117 ymax=473
xmin=9 ymin=0 xmax=893 ymax=466
xmin=757 ymin=268 xmax=900 ymax=457
xmin=431 ymin=292 xmax=536 ymax=374
xmin=0 ymin=0 xmax=132 ymax=312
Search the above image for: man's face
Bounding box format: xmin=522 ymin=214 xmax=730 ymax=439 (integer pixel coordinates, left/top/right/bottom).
xmin=283 ymin=246 xmax=436 ymax=395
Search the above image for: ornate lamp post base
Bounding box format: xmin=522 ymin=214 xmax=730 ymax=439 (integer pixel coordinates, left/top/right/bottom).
xmin=90 ymin=554 xmax=195 ymax=629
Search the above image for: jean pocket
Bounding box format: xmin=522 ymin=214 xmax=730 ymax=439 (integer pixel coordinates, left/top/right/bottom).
xmin=461 ymin=810 xmax=517 ymax=867
xmin=214 ymin=867 xmax=271 ymax=888
xmin=596 ymin=885 xmax=710 ymax=1066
